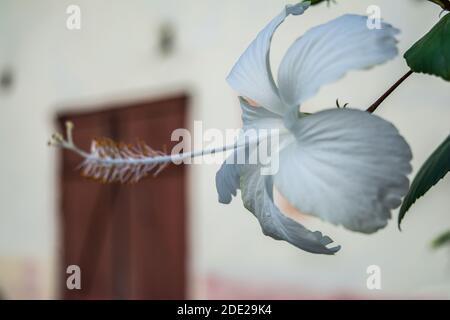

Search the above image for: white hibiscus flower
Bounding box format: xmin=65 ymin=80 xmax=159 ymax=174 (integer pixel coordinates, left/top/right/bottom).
xmin=216 ymin=2 xmax=412 ymax=254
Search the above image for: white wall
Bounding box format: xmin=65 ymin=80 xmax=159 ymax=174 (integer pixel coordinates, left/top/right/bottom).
xmin=0 ymin=0 xmax=449 ymax=299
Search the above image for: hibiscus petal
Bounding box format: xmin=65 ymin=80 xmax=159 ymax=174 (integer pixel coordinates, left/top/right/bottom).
xmin=239 ymin=97 xmax=285 ymax=130
xmin=216 ymin=97 xmax=284 ymax=204
xmin=274 ymin=108 xmax=412 ymax=233
xmin=216 ymin=154 xmax=242 ymax=204
xmin=215 ymin=140 xmax=341 ymax=254
xmin=240 ymin=164 xmax=340 ymax=254
xmin=277 ymin=14 xmax=399 ymax=107
xmin=227 ymin=2 xmax=310 ymax=115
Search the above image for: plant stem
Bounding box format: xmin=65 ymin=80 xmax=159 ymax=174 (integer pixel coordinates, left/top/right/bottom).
xmin=366 ymin=70 xmax=413 ymax=113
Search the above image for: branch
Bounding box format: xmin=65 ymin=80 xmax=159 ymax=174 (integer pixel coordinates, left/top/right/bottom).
xmin=366 ymin=70 xmax=413 ymax=113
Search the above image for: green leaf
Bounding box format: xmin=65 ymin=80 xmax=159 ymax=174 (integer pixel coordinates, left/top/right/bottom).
xmin=432 ymin=230 xmax=450 ymax=249
xmin=427 ymin=0 xmax=450 ymax=11
xmin=399 ymin=135 xmax=450 ymax=227
xmin=404 ymin=13 xmax=450 ymax=81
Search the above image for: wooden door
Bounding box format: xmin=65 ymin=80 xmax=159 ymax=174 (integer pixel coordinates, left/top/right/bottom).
xmin=58 ymin=95 xmax=188 ymax=299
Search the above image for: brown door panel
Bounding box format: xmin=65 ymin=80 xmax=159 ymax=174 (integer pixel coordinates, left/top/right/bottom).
xmin=58 ymin=95 xmax=188 ymax=299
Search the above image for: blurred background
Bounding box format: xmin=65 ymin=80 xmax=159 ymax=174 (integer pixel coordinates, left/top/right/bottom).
xmin=0 ymin=0 xmax=449 ymax=299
